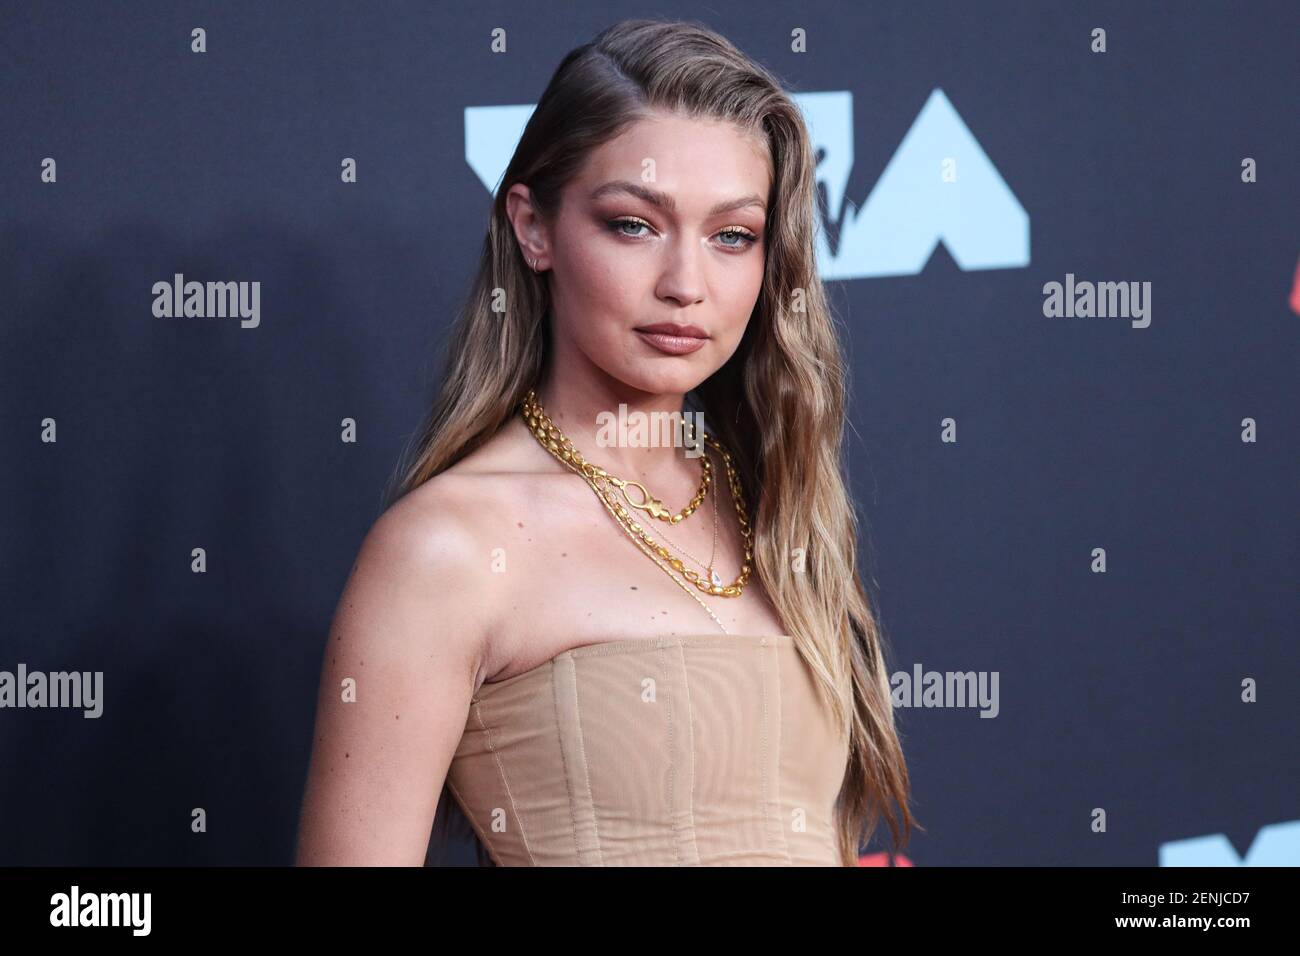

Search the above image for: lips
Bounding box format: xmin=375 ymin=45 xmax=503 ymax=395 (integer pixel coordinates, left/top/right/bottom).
xmin=634 ymin=322 xmax=709 ymax=339
xmin=634 ymin=323 xmax=709 ymax=356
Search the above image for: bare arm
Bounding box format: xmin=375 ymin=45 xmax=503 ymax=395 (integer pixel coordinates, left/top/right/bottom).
xmin=293 ymin=492 xmax=487 ymax=865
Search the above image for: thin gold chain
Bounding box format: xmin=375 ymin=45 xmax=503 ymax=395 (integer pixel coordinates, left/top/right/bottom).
xmin=584 ymin=467 xmax=729 ymax=635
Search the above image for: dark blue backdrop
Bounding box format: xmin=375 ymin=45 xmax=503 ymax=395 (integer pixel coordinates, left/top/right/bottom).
xmin=1 ymin=0 xmax=1296 ymax=866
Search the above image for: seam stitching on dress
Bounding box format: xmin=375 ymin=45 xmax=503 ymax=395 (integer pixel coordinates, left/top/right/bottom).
xmin=771 ymin=642 xmax=793 ymax=863
xmin=662 ymin=644 xmax=681 ymax=866
xmin=550 ymin=665 xmax=584 ymax=865
xmin=567 ymin=657 xmax=604 ymax=864
xmin=678 ymin=641 xmax=699 ymax=865
xmin=473 ymin=698 xmax=536 ymax=866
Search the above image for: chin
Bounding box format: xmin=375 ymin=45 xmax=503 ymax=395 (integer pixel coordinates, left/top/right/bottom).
xmin=618 ymin=364 xmax=710 ymax=396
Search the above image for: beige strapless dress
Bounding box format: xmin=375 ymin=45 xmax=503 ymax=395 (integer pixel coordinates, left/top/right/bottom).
xmin=446 ymin=633 xmax=851 ymax=866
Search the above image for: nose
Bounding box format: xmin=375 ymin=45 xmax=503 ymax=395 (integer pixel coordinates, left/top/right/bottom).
xmin=654 ymin=235 xmax=706 ymax=307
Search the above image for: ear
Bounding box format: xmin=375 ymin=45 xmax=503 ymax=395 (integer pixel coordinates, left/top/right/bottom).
xmin=505 ymin=183 xmax=549 ymax=270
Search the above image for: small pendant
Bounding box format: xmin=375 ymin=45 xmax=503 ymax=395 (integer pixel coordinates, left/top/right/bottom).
xmin=710 ymin=568 xmax=723 ymax=587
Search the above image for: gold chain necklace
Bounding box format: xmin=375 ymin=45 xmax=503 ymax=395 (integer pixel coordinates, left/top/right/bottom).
xmin=520 ymin=389 xmax=754 ymax=598
xmin=641 ymin=445 xmax=723 ymax=586
xmin=565 ymin=410 xmax=713 ymax=524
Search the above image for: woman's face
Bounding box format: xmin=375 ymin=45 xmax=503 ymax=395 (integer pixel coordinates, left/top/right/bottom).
xmin=512 ymin=110 xmax=773 ymax=397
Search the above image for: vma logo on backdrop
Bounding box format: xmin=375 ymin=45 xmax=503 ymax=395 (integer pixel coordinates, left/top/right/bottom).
xmin=1159 ymin=819 xmax=1300 ymax=866
xmin=465 ymin=88 xmax=1029 ymax=281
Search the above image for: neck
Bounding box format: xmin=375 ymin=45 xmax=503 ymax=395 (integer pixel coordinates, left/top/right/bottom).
xmin=530 ymin=376 xmax=705 ymax=486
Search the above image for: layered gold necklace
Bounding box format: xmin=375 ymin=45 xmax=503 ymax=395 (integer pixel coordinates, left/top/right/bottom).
xmin=520 ymin=389 xmax=754 ymax=632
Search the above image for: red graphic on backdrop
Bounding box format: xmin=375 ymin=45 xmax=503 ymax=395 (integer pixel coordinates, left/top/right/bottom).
xmin=1290 ymin=255 xmax=1300 ymax=315
xmin=858 ymin=851 xmax=914 ymax=866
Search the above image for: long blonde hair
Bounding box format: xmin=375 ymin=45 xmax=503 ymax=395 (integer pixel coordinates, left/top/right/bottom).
xmin=397 ymin=18 xmax=917 ymax=867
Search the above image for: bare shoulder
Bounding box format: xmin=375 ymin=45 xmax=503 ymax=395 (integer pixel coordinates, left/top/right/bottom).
xmin=355 ymin=423 xmax=557 ymax=660
xmin=373 ymin=468 xmax=488 ymax=566
xmin=373 ymin=408 xmax=557 ymax=554
xmin=359 ymin=472 xmax=500 ymax=659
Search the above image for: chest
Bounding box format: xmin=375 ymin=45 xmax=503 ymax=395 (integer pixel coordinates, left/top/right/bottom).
xmin=473 ymin=479 xmax=787 ymax=683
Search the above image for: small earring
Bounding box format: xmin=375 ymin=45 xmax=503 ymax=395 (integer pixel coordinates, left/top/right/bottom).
xmin=528 ymin=256 xmax=538 ymax=272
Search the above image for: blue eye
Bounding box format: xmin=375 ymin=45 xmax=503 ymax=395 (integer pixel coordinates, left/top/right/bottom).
xmin=609 ymin=218 xmax=652 ymax=238
xmin=717 ymin=229 xmax=756 ymax=248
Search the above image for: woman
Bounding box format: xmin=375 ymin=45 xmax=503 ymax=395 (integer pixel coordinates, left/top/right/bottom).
xmin=295 ymin=18 xmax=915 ymax=867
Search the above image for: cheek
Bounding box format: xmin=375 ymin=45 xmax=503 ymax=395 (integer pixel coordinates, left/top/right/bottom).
xmin=586 ymin=240 xmax=648 ymax=304
xmin=551 ymin=259 xmax=640 ymax=360
xmin=717 ymin=256 xmax=765 ymax=338
xmin=738 ymin=253 xmax=765 ymax=299
xmin=565 ymin=245 xmax=644 ymax=328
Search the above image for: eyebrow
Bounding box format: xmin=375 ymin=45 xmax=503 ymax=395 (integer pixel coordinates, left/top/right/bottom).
xmin=588 ymin=180 xmax=766 ymax=217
